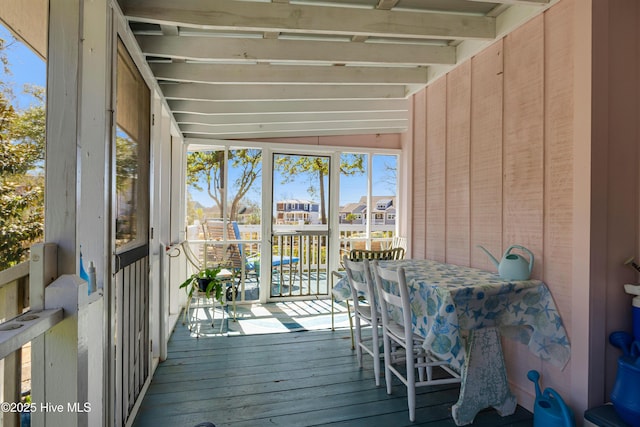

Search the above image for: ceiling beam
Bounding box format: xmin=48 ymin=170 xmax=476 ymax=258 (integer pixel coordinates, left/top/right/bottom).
xmin=122 ymin=0 xmax=495 ymax=40
xmin=467 ymin=0 xmax=549 ymax=4
xmin=150 ymin=63 xmax=428 ymax=85
xmin=173 ymin=111 xmax=408 ymax=125
xmin=168 ymin=99 xmax=410 ymax=114
xmin=160 ymin=83 xmax=409 ymax=101
xmin=377 ymin=0 xmax=400 ymax=9
xmin=179 ymin=119 xmax=408 ymax=135
xmin=137 ymin=35 xmax=456 ymax=66
xmin=183 ymin=126 xmax=405 ymax=140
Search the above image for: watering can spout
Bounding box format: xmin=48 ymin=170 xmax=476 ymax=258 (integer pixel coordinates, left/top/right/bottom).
xmin=527 ymin=370 xmax=542 ymax=399
xmin=477 ymin=244 xmax=534 ymax=281
xmin=477 ymin=245 xmax=499 ymax=269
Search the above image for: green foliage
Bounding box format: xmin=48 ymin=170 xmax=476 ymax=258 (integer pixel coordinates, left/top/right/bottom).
xmin=0 ymin=37 xmax=46 ymax=269
xmin=179 ymin=266 xmax=224 ymax=302
xmin=274 ymin=154 xmax=365 ymax=224
xmin=186 ymin=149 xmax=262 ymax=221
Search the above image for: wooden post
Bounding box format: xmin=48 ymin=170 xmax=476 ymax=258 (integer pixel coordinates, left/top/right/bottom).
xmin=29 ymin=275 xmax=104 ymax=427
xmin=29 ymin=243 xmax=59 ymax=427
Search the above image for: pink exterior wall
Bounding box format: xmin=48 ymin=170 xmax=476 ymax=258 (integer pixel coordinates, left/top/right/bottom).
xmin=409 ymin=1 xmax=575 ymax=413
xmin=589 ymin=0 xmax=640 ymax=406
xmin=408 ymin=0 xmax=640 ymax=417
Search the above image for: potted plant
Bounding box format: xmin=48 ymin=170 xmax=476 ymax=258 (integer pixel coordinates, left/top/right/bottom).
xmin=179 ymin=265 xmax=224 ymax=303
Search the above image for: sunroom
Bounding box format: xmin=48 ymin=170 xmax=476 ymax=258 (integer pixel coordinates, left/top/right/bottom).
xmin=1 ymin=0 xmax=639 ymax=426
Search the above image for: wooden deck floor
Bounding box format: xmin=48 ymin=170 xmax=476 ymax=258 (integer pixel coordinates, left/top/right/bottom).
xmin=133 ymin=315 xmax=533 ymax=427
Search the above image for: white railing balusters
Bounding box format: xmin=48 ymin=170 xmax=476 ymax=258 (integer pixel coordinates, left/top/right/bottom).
xmin=0 ymin=262 xmax=29 ymax=427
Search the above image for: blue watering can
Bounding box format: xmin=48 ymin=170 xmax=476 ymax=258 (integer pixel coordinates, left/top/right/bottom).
xmin=610 ymin=338 xmax=640 ymax=427
xmin=527 ymin=370 xmax=575 ymax=427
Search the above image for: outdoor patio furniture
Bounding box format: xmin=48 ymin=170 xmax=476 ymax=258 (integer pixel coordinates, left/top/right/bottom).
xmin=343 ymin=256 xmax=381 ymax=386
xmin=372 ymin=260 xmax=461 ymax=422
xmin=180 ymin=241 xmax=236 ymax=335
xmin=335 ymin=258 xmax=571 ymax=425
xmin=330 ymin=246 xmax=406 ymax=348
xmin=391 ymin=235 xmax=407 ymax=251
xmin=349 ymin=247 xmax=405 ymax=262
xmin=208 ymin=220 xmax=302 ymax=272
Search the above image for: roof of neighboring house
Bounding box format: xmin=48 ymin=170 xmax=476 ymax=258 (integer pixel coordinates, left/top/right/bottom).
xmin=357 ymin=195 xmax=395 ymax=205
xmin=277 ymin=199 xmax=318 ymax=205
xmin=340 ymin=202 xmax=366 ymax=214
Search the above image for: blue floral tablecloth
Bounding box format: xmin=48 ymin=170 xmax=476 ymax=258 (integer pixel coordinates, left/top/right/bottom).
xmin=332 ymin=259 xmax=571 ymax=372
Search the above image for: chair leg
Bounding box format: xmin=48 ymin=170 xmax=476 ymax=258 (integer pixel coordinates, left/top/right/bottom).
xmin=382 ymin=333 xmax=393 ymax=395
xmin=354 ymin=315 xmax=363 ymax=367
xmin=211 ymin=298 xmax=216 ymax=327
xmin=417 ymin=354 xmax=426 ymax=382
xmin=372 ymin=324 xmax=381 ymax=387
xmin=407 ymin=353 xmax=416 ymax=422
xmin=219 ymin=300 xmax=227 ymax=334
xmin=346 ymin=299 xmax=354 ymax=350
xmin=331 ymin=294 xmax=335 ymax=331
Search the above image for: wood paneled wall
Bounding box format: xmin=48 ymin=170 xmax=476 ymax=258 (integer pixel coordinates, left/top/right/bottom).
xmin=409 ymin=0 xmax=574 ymax=407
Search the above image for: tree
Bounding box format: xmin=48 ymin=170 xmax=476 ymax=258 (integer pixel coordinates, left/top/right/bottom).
xmin=274 ymin=154 xmax=364 ymax=224
xmin=186 ymin=149 xmax=262 ymax=222
xmin=345 ymin=213 xmax=357 ymax=224
xmin=0 ymin=80 xmax=46 ymax=269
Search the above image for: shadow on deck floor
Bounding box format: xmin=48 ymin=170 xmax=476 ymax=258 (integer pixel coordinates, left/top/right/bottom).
xmin=133 ymin=305 xmax=533 ymax=427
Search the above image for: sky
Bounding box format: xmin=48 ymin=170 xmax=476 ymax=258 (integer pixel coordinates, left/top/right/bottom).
xmin=0 ymin=23 xmax=398 ymax=210
xmin=0 ymin=25 xmax=46 ymax=109
xmin=188 ymin=152 xmax=397 ymax=209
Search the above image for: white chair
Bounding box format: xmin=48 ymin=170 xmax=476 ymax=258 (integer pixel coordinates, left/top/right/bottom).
xmin=391 ymin=235 xmax=407 ymax=251
xmin=330 ymin=247 xmax=405 ymax=350
xmin=343 ymin=256 xmax=381 ymax=386
xmin=372 ymin=260 xmax=461 ymax=422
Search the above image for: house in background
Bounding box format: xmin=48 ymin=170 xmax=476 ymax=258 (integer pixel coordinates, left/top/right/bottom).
xmin=275 ymin=199 xmax=320 ymax=225
xmin=1 ymin=0 xmax=640 ymax=426
xmin=339 ymin=196 xmax=396 ymax=226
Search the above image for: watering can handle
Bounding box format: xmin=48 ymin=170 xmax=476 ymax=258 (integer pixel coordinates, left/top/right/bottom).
xmin=506 ymin=245 xmax=535 ymax=274
xmin=543 ymin=388 xmax=575 ymax=427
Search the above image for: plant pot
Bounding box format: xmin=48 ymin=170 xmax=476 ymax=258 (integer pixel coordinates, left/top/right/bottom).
xmin=197 ymin=278 xmax=212 ymax=292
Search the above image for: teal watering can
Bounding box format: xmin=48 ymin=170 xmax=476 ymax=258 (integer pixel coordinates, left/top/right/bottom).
xmin=477 ymin=244 xmax=534 ymax=281
xmin=527 ymin=370 xmax=575 ymax=427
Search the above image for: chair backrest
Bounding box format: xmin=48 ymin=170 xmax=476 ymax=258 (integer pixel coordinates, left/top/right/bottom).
xmin=391 ymin=236 xmax=407 ymax=251
xmin=372 ymin=260 xmax=412 ymax=344
xmin=343 ymin=255 xmax=376 ymax=310
xmin=203 ymin=220 xmax=243 ymax=269
xmin=349 ymin=247 xmax=405 ymax=262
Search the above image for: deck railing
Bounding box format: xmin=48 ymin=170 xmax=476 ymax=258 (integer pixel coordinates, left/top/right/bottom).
xmin=0 ymin=244 xmax=103 ymax=427
xmin=0 ymin=262 xmax=30 ymax=427
xmin=270 ymin=230 xmax=329 ymax=298
xmin=185 ymin=223 xmax=396 ymax=300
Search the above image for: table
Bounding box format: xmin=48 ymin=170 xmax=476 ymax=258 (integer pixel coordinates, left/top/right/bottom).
xmin=332 ymin=258 xmax=571 ymax=425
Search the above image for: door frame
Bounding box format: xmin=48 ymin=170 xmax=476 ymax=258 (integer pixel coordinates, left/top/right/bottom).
xmin=108 ymin=26 xmax=152 ymax=427
xmin=184 ymin=141 xmax=400 ymax=304
xmin=266 ymin=150 xmax=336 ymax=302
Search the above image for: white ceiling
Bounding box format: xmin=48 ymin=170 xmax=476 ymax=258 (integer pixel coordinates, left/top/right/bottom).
xmin=120 ymin=0 xmax=556 ymax=140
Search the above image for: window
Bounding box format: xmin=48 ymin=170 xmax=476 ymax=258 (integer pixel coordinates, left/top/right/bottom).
xmin=114 ymin=39 xmax=150 ymax=250
xmin=339 ymin=152 xmax=398 ymax=251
